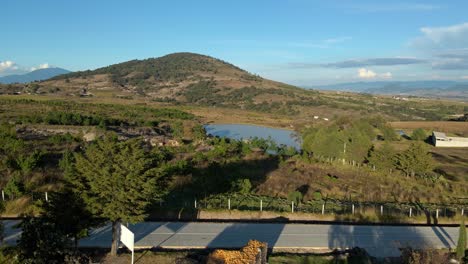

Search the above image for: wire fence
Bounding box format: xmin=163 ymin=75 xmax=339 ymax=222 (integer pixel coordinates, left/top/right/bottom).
xmin=157 ymin=194 xmax=467 ymax=220
xmin=3 ymin=191 xmax=466 ymax=220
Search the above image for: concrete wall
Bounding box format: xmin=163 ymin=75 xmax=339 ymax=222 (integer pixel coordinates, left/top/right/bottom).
xmin=435 ymin=136 xmax=468 ymax=147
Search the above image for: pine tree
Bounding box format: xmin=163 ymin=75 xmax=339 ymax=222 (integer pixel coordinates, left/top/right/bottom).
xmin=457 ymin=217 xmax=466 ymax=261
xmin=69 ymin=136 xmax=167 ymax=255
xmin=396 ymin=142 xmax=434 ymax=178
xmin=368 ymin=142 xmax=396 ymax=172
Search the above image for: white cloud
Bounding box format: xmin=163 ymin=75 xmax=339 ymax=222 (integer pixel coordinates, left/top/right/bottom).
xmin=30 ymin=63 xmax=50 ymax=71
xmin=0 ymin=61 xmax=18 ymax=73
xmin=381 ymin=72 xmax=392 ymax=79
xmin=288 ymin=36 xmax=352 ymax=49
xmin=358 ymin=68 xmax=377 ymax=79
xmin=461 ymin=76 xmax=468 ymax=80
xmin=357 ymin=68 xmax=393 ymax=79
xmin=421 ymin=23 xmax=468 ymax=43
xmin=410 ymin=22 xmax=468 ymax=50
xmin=348 ymin=3 xmax=439 ymax=12
xmin=323 ymin=36 xmax=352 ymax=44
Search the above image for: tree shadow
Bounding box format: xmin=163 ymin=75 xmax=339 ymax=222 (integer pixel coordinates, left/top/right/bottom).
xmin=149 ymin=156 xmax=281 ymax=219
xmin=328 ymin=223 xmax=458 ymax=258
xmin=206 ymin=222 xmax=285 ymax=252
xmin=79 ymin=221 xmax=189 ymax=251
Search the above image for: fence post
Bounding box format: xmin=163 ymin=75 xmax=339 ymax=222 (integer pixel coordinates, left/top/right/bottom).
xmin=260 ymin=200 xmax=263 ymax=212
xmin=228 ymin=198 xmax=231 ymax=210
xmin=1 ymin=190 xmax=3 ymax=201
xmin=409 ymin=207 xmax=412 ymax=218
xmin=436 ymin=209 xmax=439 ymax=219
xmin=322 ymin=203 xmax=325 ymax=215
xmin=380 ymin=205 xmax=383 ymax=215
xmin=352 ymin=204 xmax=355 ymax=215
xmin=291 ymin=201 xmax=294 ymax=213
xmin=45 ymin=192 xmax=48 ymax=202
xmin=462 ymin=208 xmax=465 ymax=216
xmin=194 ymin=199 xmax=197 ymax=209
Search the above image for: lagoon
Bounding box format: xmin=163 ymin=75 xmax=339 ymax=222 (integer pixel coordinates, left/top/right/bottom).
xmin=204 ymin=124 xmax=301 ymax=150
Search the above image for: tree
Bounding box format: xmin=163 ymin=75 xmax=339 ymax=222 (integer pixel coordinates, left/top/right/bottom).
xmin=379 ymin=124 xmax=399 ymax=141
xmin=41 ymin=190 xmax=97 ymax=249
xmin=411 ymin=128 xmax=427 ymax=141
xmin=18 ymin=217 xmax=71 ymax=264
xmin=457 ymin=217 xmax=466 ymax=261
xmin=395 ymin=142 xmax=434 ymax=178
xmin=367 ymin=142 xmax=397 ymax=172
xmin=69 ymin=136 xmax=167 ymax=256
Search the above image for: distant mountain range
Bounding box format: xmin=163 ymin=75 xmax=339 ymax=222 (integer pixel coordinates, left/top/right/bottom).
xmin=310 ymin=81 xmax=468 ymax=100
xmin=0 ymin=68 xmax=71 ymax=84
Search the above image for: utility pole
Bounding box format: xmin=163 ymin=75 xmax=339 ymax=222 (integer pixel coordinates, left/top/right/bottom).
xmin=343 ymin=142 xmax=347 ymax=165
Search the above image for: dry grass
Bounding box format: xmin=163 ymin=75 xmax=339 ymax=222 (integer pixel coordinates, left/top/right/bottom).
xmin=99 ymin=251 xmax=203 ymax=264
xmin=255 ymin=157 xmax=468 ymax=204
xmin=390 ymin=121 xmax=468 ymax=136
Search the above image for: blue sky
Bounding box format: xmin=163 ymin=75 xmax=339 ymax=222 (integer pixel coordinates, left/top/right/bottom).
xmin=2 ymin=0 xmax=468 ymax=85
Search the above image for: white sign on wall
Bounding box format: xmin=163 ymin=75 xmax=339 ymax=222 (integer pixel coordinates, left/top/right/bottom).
xmin=120 ymin=224 xmax=135 ymax=264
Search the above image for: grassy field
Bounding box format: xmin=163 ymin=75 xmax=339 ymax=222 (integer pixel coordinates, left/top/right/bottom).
xmin=390 ymin=121 xmax=468 ymax=137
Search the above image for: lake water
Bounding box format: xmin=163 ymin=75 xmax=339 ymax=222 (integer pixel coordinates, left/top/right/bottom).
xmin=204 ymin=124 xmax=301 ymax=150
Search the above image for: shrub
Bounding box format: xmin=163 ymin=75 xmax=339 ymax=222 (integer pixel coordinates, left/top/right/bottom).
xmin=457 ymin=217 xmax=467 ymax=261
xmin=288 ymin=191 xmax=303 ymax=205
xmin=411 ymin=128 xmax=427 ymax=141
xmin=231 ymin=179 xmax=252 ymax=195
xmin=4 ymin=174 xmax=24 ymax=198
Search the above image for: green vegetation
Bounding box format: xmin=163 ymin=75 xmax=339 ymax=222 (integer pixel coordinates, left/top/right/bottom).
xmin=18 ymin=217 xmax=73 ymax=264
xmin=395 ymin=142 xmax=435 ymax=179
xmin=52 ymin=52 xmax=245 ymax=84
xmin=302 ymin=117 xmax=438 ymax=180
xmin=457 ymin=217 xmax=467 ymax=261
xmin=269 ymin=250 xmax=372 ymax=264
xmin=302 ymin=117 xmax=395 ymax=163
xmin=411 ymin=128 xmax=428 ymax=141
xmin=68 ymin=136 xmax=172 ymax=255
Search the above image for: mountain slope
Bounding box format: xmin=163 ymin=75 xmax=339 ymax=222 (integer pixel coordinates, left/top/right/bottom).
xmin=314 ymin=81 xmax=468 ymax=100
xmin=45 ymin=52 xmax=309 ymax=110
xmin=0 ymin=68 xmax=70 ymax=84
xmin=14 ymin=52 xmax=465 ymax=122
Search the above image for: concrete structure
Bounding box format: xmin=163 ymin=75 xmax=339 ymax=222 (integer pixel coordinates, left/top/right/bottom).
xmin=432 ymin=131 xmax=468 ymax=147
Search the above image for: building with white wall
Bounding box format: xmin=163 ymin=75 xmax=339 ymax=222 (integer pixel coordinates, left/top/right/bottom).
xmin=432 ymin=131 xmax=468 ymax=147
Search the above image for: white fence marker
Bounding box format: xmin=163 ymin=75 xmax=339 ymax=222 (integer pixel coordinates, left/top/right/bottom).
xmin=260 ymin=200 xmax=263 ymax=212
xmin=194 ymin=199 xmax=197 ymax=209
xmin=228 ymin=198 xmax=231 ymax=210
xmin=352 ymin=204 xmax=355 ymax=215
xmin=1 ymin=190 xmax=4 ymax=201
xmin=462 ymin=208 xmax=464 ymax=216
xmin=291 ymin=201 xmax=294 ymax=213
xmin=380 ymin=205 xmax=383 ymax=215
xmin=436 ymin=209 xmax=439 ymax=219
xmin=409 ymin=208 xmax=412 ymax=218
xmin=45 ymin=192 xmax=48 ymax=202
xmin=120 ymin=224 xmax=135 ymax=264
xmin=322 ymin=203 xmax=325 ymax=215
